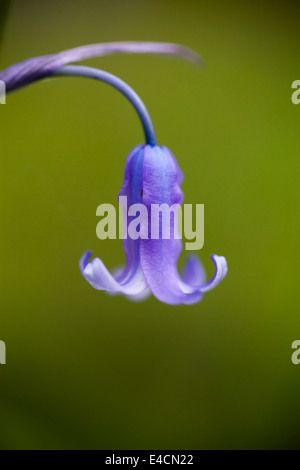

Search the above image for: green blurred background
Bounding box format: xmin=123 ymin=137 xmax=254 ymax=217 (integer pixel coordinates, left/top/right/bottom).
xmin=0 ymin=0 xmax=299 ymax=450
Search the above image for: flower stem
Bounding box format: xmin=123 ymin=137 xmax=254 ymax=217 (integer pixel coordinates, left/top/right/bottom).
xmin=53 ymin=65 xmax=157 ymax=146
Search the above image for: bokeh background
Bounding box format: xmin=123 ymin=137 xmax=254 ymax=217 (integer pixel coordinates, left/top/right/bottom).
xmin=0 ymin=0 xmax=299 ymax=450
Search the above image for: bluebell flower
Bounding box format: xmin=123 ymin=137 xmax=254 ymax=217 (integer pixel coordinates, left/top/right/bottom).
xmin=1 ymin=41 xmax=227 ymax=305
xmin=80 ymin=145 xmax=227 ymax=305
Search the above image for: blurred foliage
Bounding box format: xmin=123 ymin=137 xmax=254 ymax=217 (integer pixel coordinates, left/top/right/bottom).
xmin=0 ymin=0 xmax=300 ymax=450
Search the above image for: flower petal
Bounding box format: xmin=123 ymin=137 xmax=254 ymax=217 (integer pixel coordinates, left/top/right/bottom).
xmin=139 ymin=145 xmax=227 ymax=305
xmin=0 ymin=41 xmax=201 ymax=93
xmin=181 ymin=253 xmax=206 ymax=286
xmin=139 ymin=145 xmax=199 ymax=304
xmin=80 ymin=251 xmax=149 ymax=298
xmin=116 ymin=145 xmax=146 ymax=285
xmin=80 ymin=145 xmax=149 ymax=299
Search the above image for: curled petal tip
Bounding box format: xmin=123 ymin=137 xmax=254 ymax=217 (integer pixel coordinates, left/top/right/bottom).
xmin=80 ymin=250 xmax=149 ymax=298
xmin=198 ymin=254 xmax=228 ymax=293
xmin=152 ymin=42 xmax=202 ymax=65
xmin=211 ymin=254 xmax=228 ymax=279
xmin=79 ymin=250 xmax=92 ymax=272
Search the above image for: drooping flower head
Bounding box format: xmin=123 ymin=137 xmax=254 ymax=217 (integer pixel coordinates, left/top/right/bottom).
xmin=1 ymin=41 xmax=227 ymax=305
xmin=81 ymin=145 xmax=227 ymax=305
